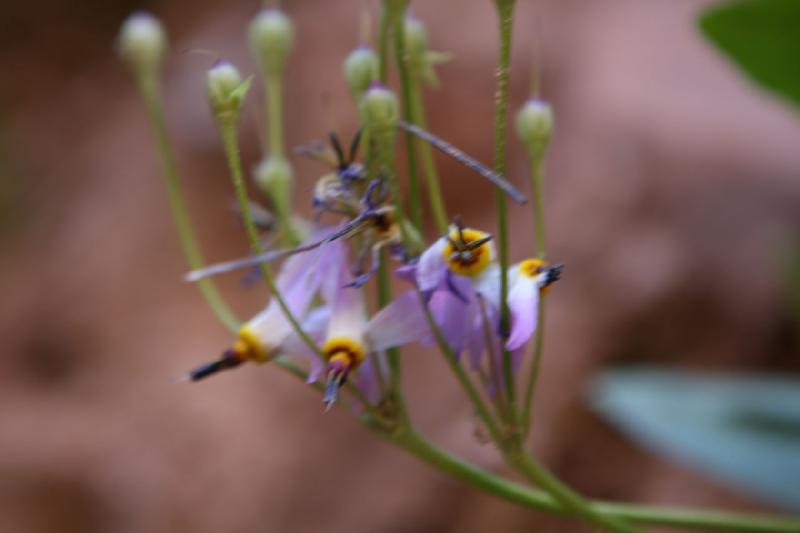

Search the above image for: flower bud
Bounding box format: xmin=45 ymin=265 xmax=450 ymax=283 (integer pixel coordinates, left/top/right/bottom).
xmin=404 ymin=17 xmax=428 ymax=72
xmin=118 ymin=12 xmax=167 ymax=78
xmin=343 ymin=46 xmax=378 ymax=99
xmin=403 ymin=16 xmax=449 ymax=86
xmin=249 ymin=9 xmax=294 ymax=76
xmin=360 ymin=83 xmax=399 ymax=136
xmin=516 ymin=99 xmax=554 ymax=156
xmin=207 ymin=61 xmax=251 ymax=120
xmin=254 ymin=156 xmax=293 ymax=202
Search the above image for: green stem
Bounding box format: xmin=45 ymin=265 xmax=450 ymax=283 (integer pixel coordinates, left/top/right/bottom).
xmin=265 ymin=76 xmax=285 ymax=158
xmin=264 ymin=70 xmax=299 ymax=247
xmin=521 ymin=157 xmax=547 ymax=435
xmin=530 ymin=157 xmax=546 ymax=258
xmin=521 ymin=298 xmax=545 ymax=434
xmin=492 ymin=0 xmax=516 ymax=413
xmin=415 ymin=289 xmax=504 ymax=444
xmin=378 ymin=6 xmax=391 ymax=83
xmin=409 ymin=80 xmax=448 ymax=234
xmin=377 ymin=250 xmax=404 ymax=411
xmin=392 ymin=10 xmax=423 ymax=232
xmin=137 ymin=78 xmax=239 ymax=332
xmin=478 ymin=294 xmax=509 ymax=419
xmin=380 ymin=428 xmax=800 ymax=533
xmin=508 ymin=450 xmax=638 ymax=532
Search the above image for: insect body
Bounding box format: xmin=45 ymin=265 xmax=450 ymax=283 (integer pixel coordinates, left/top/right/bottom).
xmin=297 ymin=130 xmax=365 ymax=217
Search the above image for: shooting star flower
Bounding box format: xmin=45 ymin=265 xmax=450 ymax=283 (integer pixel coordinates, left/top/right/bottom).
xmin=320 ymin=268 xmax=429 ymax=410
xmin=181 ymin=237 xmax=345 ymax=382
xmin=506 ymin=259 xmax=562 ymax=351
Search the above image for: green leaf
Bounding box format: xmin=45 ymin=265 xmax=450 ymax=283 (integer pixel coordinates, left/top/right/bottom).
xmin=699 ymin=0 xmax=800 ymax=108
xmin=591 ymin=368 xmax=800 ymax=511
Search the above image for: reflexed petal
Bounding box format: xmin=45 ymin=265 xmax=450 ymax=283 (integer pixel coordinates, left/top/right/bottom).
xmin=280 ymin=306 xmax=330 ymax=383
xmin=472 ymin=263 xmax=501 ymax=308
xmin=355 ymin=354 xmax=387 ymax=404
xmin=468 ymin=298 xmax=499 ymax=370
xmin=367 ymin=291 xmax=430 ymax=351
xmin=394 ymin=263 xmax=418 ymax=284
xmin=506 ymin=275 xmax=539 ymax=351
xmin=318 ymin=239 xmax=348 ymax=304
xmin=326 ymin=263 xmax=367 ymax=342
xmin=428 ymin=290 xmax=468 ymax=358
xmin=416 ymin=237 xmax=447 ymax=293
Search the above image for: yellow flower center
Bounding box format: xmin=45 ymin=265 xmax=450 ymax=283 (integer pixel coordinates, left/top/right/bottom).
xmin=442 ymin=228 xmax=493 ymax=277
xmin=518 ymin=258 xmax=557 ymax=294
xmin=322 ymin=336 xmax=367 ymax=368
xmin=233 ymin=325 xmax=269 ymax=362
xmin=518 ymin=258 xmax=547 ymax=278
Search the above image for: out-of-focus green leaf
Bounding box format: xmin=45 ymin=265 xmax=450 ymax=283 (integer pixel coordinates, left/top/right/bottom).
xmin=699 ymin=0 xmax=800 ymax=108
xmin=591 ymin=368 xmax=800 ymax=511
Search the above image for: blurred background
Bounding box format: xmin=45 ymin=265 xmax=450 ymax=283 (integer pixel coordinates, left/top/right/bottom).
xmin=1 ymin=0 xmax=799 ymax=532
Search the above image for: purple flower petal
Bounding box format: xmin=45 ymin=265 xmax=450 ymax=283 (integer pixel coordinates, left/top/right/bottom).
xmin=428 ymin=289 xmax=469 ymax=358
xmin=367 ymin=291 xmax=430 ymax=351
xmin=355 ymin=354 xmax=387 ymax=405
xmin=505 ymin=275 xmax=539 ymax=351
xmin=416 ymin=238 xmax=447 ymax=293
xmin=394 ymin=263 xmax=418 ymax=284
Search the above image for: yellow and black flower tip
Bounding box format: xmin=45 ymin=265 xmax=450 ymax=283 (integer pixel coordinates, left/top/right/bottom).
xmin=181 ymin=347 xmax=245 ymax=382
xmin=542 ymin=263 xmax=563 ymax=288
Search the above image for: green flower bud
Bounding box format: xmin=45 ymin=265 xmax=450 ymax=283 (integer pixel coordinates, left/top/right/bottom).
xmin=360 ymin=83 xmax=399 ymax=137
xmin=118 ymin=12 xmax=167 ymax=79
xmin=343 ymin=46 xmax=378 ymax=99
xmin=206 ymin=61 xmax=252 ymax=121
xmin=249 ymin=9 xmax=294 ymax=77
xmin=516 ymin=99 xmax=554 ymax=156
xmin=404 ymin=17 xmax=428 ymax=72
xmin=254 ymin=156 xmax=293 ymax=202
xmin=403 ymin=16 xmax=450 ymax=87
xmin=255 ymin=156 xmax=300 ymax=246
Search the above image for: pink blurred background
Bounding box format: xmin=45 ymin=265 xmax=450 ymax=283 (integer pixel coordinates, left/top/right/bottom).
xmin=2 ymin=0 xmax=799 ymax=531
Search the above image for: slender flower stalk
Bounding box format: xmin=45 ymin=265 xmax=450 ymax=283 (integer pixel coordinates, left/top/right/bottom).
xmin=206 ymin=61 xmax=331 ymax=377
xmin=250 ymin=9 xmax=299 ymax=246
xmin=516 ymin=98 xmax=554 ymax=434
xmin=491 ymin=0 xmax=517 ymax=409
xmin=408 ymin=80 xmax=448 ymax=233
xmin=119 ymin=14 xmax=239 ymax=332
xmin=386 ymin=1 xmax=423 ymax=232
xmin=404 ymin=15 xmax=449 ymax=234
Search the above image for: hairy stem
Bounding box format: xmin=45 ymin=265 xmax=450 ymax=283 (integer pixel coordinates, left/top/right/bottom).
xmin=415 ymin=289 xmax=504 ymax=444
xmin=409 ymin=80 xmax=448 ymax=234
xmin=137 ymin=78 xmax=239 ymax=332
xmin=492 ymin=0 xmax=517 ymax=410
xmin=521 ymin=155 xmax=547 ymax=434
xmin=392 ymin=9 xmax=423 ymax=232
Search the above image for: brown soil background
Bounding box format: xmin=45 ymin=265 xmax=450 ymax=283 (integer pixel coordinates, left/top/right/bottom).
xmin=1 ymin=1 xmax=799 ymax=532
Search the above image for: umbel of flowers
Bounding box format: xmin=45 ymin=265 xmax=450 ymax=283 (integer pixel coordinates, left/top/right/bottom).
xmin=118 ymin=6 xmax=800 ymax=533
